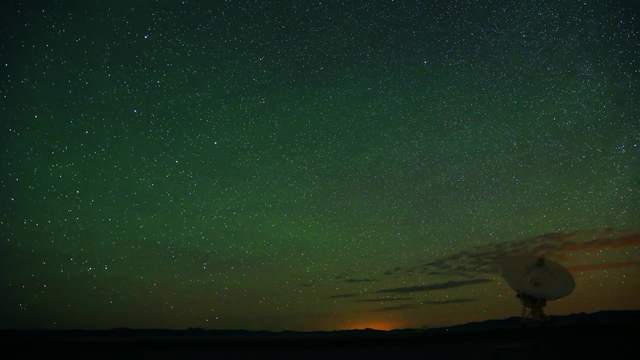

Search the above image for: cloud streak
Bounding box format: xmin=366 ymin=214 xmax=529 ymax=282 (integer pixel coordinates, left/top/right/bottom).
xmin=356 ymin=297 xmax=413 ymax=303
xmin=420 ymin=298 xmax=477 ymax=305
xmin=342 ymin=278 xmax=376 ymax=283
xmin=382 ymin=228 xmax=640 ymax=279
xmin=326 ymin=228 xmax=639 ymax=303
xmin=371 ymin=304 xmax=417 ymax=312
xmin=369 ymin=298 xmax=477 ymax=312
xmin=567 ymin=260 xmax=640 ymax=273
xmin=376 ymin=279 xmax=491 ymax=294
xmin=328 ymin=293 xmax=360 ymax=299
xmin=556 ymin=233 xmax=640 ymax=253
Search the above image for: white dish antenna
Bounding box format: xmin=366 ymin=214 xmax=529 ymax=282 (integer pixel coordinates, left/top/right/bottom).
xmin=501 ymin=255 xmax=575 ymax=320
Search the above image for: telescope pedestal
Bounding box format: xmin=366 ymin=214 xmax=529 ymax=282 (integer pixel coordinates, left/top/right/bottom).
xmin=517 ymin=293 xmax=547 ymax=321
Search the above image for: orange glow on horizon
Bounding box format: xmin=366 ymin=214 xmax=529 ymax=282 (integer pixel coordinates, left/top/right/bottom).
xmin=339 ymin=320 xmax=400 ymax=331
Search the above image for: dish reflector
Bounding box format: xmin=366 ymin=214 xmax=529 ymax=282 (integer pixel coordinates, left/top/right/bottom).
xmin=501 ymin=255 xmax=575 ymax=300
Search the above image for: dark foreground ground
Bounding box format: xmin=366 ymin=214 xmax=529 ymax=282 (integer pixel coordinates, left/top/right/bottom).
xmin=2 ymin=310 xmax=638 ymax=359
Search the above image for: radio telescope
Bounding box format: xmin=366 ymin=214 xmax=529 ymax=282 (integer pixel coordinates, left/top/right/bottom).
xmin=501 ymin=255 xmax=575 ymax=321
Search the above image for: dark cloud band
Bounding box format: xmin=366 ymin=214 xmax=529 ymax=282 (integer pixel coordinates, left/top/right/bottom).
xmin=376 ymin=279 xmax=491 ymax=294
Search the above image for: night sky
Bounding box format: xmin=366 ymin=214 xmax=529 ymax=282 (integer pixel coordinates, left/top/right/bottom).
xmin=1 ymin=1 xmax=639 ymax=331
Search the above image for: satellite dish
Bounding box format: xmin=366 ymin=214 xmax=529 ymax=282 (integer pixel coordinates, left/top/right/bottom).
xmin=501 ymin=255 xmax=575 ymax=320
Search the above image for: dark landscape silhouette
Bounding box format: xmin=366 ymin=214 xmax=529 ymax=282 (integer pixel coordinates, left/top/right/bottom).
xmin=2 ymin=310 xmax=638 ymax=359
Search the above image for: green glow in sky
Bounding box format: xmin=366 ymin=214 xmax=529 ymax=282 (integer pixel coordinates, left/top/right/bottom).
xmin=1 ymin=1 xmax=639 ymax=330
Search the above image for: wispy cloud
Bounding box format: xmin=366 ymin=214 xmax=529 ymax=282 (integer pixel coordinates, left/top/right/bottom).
xmin=556 ymin=233 xmax=640 ymax=253
xmin=420 ymin=298 xmax=477 ymax=305
xmin=567 ymin=259 xmax=640 ymax=273
xmin=371 ymin=304 xmax=417 ymax=312
xmin=376 ymin=279 xmax=491 ymax=294
xmin=369 ymin=298 xmax=477 ymax=312
xmin=356 ymin=297 xmax=413 ymax=303
xmin=382 ymin=228 xmax=640 ymax=278
xmin=328 ymin=293 xmax=360 ymax=299
xmin=343 ymin=278 xmax=376 ymax=283
xmin=326 ymin=228 xmax=639 ymax=303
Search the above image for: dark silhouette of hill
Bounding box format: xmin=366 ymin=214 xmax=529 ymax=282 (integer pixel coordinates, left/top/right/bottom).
xmin=2 ymin=310 xmax=638 ymax=359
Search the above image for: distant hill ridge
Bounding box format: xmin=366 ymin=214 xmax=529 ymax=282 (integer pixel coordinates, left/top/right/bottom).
xmin=2 ymin=309 xmax=639 ymax=337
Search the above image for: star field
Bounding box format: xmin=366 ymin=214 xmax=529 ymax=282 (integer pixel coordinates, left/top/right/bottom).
xmin=1 ymin=1 xmax=639 ymax=330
